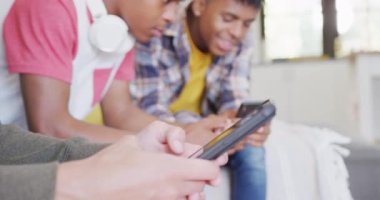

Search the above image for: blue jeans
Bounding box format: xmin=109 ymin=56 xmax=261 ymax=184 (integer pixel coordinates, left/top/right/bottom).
xmin=227 ymin=145 xmax=266 ymax=200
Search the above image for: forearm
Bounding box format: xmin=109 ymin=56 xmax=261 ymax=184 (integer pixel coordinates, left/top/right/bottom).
xmin=19 ymin=75 xmax=131 ymax=143
xmin=0 ymin=125 xmax=107 ymax=164
xmin=41 ymin=117 xmax=136 ymax=143
xmin=0 ymin=162 xmax=58 ymax=200
xmin=103 ymin=104 xmax=157 ymax=132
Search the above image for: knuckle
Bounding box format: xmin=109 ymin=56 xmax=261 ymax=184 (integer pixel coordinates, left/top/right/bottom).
xmin=161 ymin=187 xmax=179 ymax=200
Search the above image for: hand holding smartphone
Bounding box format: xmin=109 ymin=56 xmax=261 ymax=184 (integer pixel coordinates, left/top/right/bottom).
xmin=190 ymin=100 xmax=276 ymax=160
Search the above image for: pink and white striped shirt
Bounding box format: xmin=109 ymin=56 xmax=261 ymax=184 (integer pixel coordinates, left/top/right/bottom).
xmin=0 ymin=0 xmax=135 ymax=127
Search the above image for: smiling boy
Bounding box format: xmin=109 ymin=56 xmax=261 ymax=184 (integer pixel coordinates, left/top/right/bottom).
xmin=132 ymin=0 xmax=269 ymax=199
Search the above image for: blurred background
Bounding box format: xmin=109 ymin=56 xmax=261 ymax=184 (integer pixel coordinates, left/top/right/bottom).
xmin=247 ymin=0 xmax=380 ymax=143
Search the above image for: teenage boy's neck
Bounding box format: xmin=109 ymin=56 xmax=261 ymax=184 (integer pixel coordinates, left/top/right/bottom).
xmin=103 ymin=0 xmax=119 ymax=16
xmin=186 ymin=14 xmax=209 ymax=53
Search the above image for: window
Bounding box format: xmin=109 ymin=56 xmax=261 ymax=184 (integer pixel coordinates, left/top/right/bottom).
xmin=336 ymin=0 xmax=380 ymax=56
xmin=263 ymin=0 xmax=323 ymax=60
xmin=262 ymin=0 xmax=380 ymax=60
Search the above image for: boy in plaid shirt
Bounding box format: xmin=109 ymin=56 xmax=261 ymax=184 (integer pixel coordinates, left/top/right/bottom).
xmin=132 ymin=0 xmax=270 ymax=199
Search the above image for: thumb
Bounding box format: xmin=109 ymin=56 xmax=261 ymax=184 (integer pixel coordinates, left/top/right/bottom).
xmin=166 ymin=127 xmax=186 ymax=155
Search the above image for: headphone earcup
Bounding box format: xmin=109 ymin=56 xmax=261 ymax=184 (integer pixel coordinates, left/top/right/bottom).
xmin=89 ymin=15 xmax=132 ymax=53
xmin=116 ymin=33 xmax=135 ymax=54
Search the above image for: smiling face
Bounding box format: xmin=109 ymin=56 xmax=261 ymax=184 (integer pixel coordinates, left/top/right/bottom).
xmin=190 ymin=0 xmax=259 ymax=56
xmin=116 ymin=0 xmax=180 ymax=42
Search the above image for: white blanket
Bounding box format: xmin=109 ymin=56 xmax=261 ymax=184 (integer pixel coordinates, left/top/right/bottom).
xmin=206 ymin=120 xmax=353 ymax=200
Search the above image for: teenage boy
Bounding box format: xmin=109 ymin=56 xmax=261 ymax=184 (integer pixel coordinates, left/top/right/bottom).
xmin=132 ymin=0 xmax=269 ymax=199
xmin=0 ymin=0 xmax=227 ymax=143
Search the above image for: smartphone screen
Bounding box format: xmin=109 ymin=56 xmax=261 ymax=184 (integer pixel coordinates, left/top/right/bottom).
xmin=189 ymin=100 xmax=273 ymax=159
xmin=188 ymin=120 xmax=240 ymax=158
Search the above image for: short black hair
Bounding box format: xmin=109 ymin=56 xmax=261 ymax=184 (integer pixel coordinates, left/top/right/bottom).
xmin=205 ymin=0 xmax=262 ymax=10
xmin=188 ymin=0 xmax=262 ymax=17
xmin=235 ymin=0 xmax=262 ymax=9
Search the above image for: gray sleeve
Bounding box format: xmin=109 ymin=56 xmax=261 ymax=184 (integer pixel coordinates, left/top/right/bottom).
xmin=0 ymin=125 xmax=108 ymax=165
xmin=0 ymin=162 xmax=58 ymax=200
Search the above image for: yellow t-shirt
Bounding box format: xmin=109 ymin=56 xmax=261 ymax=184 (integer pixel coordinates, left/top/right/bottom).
xmin=169 ymin=25 xmax=212 ymax=114
xmin=84 ymin=104 xmax=104 ymax=125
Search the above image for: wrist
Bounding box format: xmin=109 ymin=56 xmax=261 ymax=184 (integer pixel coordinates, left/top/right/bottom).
xmin=55 ymin=160 xmax=87 ymax=200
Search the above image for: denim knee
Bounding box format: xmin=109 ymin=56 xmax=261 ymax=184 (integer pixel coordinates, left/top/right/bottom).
xmin=228 ymin=145 xmax=266 ymax=171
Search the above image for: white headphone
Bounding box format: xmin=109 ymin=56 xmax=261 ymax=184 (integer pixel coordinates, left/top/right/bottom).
xmin=86 ymin=0 xmax=135 ymax=53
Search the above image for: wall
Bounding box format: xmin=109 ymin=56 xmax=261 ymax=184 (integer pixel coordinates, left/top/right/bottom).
xmin=248 ymin=58 xmax=361 ymax=139
xmin=356 ymin=54 xmax=380 ymax=142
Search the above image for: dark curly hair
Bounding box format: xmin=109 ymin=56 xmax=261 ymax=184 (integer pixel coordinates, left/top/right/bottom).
xmin=234 ymin=0 xmax=262 ymax=9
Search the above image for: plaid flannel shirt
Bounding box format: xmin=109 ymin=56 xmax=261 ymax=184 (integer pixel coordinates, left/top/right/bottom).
xmin=131 ymin=19 xmax=254 ymax=124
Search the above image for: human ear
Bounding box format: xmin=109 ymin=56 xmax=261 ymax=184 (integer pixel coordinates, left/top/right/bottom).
xmin=191 ymin=0 xmax=206 ymax=16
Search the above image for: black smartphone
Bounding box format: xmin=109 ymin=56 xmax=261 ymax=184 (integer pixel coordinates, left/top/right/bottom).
xmin=190 ymin=100 xmax=276 ymax=160
xmin=236 ymin=101 xmax=263 ymax=118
